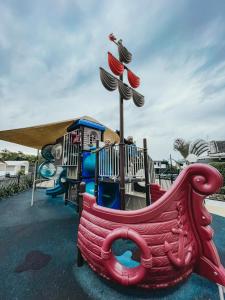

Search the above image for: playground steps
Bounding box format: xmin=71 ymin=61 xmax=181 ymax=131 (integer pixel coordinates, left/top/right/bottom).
xmin=125 ymin=191 xmax=146 ymax=210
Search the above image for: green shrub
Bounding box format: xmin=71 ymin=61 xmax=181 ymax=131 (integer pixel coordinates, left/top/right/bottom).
xmin=209 ymin=162 xmax=225 ymax=195
xmin=18 ymin=169 xmax=25 ymax=176
xmin=209 ymin=162 xmax=225 ymax=178
xmin=220 ymin=187 xmax=225 ymax=195
xmin=0 ymin=175 xmax=33 ymax=200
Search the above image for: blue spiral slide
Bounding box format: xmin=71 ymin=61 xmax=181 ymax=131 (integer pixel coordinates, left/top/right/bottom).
xmin=46 ymin=169 xmax=67 ymax=197
xmin=38 ymin=161 xmax=67 ymax=197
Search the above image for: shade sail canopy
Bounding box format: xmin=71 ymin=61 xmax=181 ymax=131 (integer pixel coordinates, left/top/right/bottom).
xmin=0 ymin=116 xmax=119 ymax=150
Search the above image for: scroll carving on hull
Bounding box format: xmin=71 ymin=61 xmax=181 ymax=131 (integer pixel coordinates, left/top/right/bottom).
xmin=77 ymin=164 xmax=225 ymax=288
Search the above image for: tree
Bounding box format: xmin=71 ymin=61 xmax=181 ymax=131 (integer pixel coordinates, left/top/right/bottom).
xmin=0 ymin=149 xmax=36 ymax=164
xmin=173 ymin=138 xmax=190 ymax=159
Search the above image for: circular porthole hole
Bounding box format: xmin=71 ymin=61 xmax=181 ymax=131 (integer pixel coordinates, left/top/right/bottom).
xmin=111 ymin=238 xmax=141 ymax=268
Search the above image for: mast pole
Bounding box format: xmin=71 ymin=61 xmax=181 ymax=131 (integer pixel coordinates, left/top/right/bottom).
xmin=104 ymin=34 xmax=144 ymax=210
xmin=119 ymin=52 xmax=125 ymax=210
xmin=94 ymin=140 xmax=99 ymax=201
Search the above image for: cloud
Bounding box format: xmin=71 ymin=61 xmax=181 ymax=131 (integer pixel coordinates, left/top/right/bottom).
xmin=0 ymin=0 xmax=225 ymax=160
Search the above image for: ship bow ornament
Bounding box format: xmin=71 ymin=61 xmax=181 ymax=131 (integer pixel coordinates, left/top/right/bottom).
xmin=78 ymin=163 xmax=225 ymax=288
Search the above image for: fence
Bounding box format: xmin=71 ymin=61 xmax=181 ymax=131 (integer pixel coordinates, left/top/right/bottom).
xmin=155 ymin=174 xmax=225 ymax=201
xmin=0 ymin=174 xmax=33 ymax=199
xmin=155 ymin=174 xmax=177 ymax=190
xmin=99 ymin=144 xmax=145 ymax=179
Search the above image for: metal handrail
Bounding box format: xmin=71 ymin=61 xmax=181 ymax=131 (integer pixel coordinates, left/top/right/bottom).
xmin=62 ymin=130 xmax=80 ymax=167
xmin=98 ymin=144 xmax=145 ymax=179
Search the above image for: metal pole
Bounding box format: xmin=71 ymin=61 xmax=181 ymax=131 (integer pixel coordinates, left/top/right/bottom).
xmin=169 ymin=154 xmax=173 ymax=183
xmin=76 ymin=135 xmax=82 ymax=212
xmin=31 ymin=149 xmax=39 ymax=207
xmin=76 ymin=146 xmax=83 ymax=212
xmin=64 ymin=181 xmax=69 ymax=206
xmin=143 ymin=138 xmax=150 ymax=206
xmin=94 ymin=140 xmax=99 ymax=201
xmin=119 ymin=60 xmax=125 ymax=210
xmin=217 ymin=284 xmax=225 ymax=300
xmin=77 ymin=182 xmax=86 ymax=267
xmin=17 ymin=174 xmax=20 ymax=185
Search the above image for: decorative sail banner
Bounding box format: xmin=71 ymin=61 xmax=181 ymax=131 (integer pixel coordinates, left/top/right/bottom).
xmin=108 ymin=52 xmax=140 ymax=88
xmin=99 ymin=34 xmax=144 ymax=107
xmin=99 ymin=67 xmax=144 ymax=106
xmin=118 ymin=40 xmax=132 ymax=64
xmin=118 ymin=80 xmax=132 ymax=100
xmin=99 ymin=67 xmax=118 ymax=91
xmin=132 ymin=89 xmax=145 ymax=107
xmin=127 ymin=69 xmax=140 ymax=88
xmin=108 ymin=52 xmax=124 ymax=76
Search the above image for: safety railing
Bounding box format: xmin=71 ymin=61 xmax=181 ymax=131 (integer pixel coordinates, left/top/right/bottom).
xmin=62 ymin=130 xmax=80 ymax=166
xmin=125 ymin=145 xmax=145 ymax=178
xmin=155 ymin=174 xmax=178 ymax=190
xmin=99 ymin=145 xmax=119 ymax=177
xmin=98 ymin=144 xmax=145 ymax=179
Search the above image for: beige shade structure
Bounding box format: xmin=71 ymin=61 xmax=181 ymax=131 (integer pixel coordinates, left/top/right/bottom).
xmin=0 ymin=115 xmax=119 ymax=149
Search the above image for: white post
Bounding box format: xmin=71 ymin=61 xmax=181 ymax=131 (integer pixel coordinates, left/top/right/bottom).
xmin=31 ymin=149 xmax=39 ymax=207
xmin=218 ymin=284 xmax=225 ymax=300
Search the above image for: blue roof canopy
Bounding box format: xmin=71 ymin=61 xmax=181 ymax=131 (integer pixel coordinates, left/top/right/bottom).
xmin=67 ymin=119 xmax=105 ymax=132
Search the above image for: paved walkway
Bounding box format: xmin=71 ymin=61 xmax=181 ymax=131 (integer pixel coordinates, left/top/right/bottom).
xmin=0 ymin=189 xmax=88 ymax=300
xmin=206 ymin=198 xmax=225 ymax=217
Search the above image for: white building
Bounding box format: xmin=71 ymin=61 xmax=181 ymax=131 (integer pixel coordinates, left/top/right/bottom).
xmin=196 ymin=141 xmax=225 ymax=163
xmin=0 ymin=161 xmax=29 ymax=177
xmin=153 ymin=160 xmax=168 ymax=174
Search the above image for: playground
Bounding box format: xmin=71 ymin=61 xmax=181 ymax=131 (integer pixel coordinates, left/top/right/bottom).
xmin=0 ymin=34 xmax=225 ymax=300
xmin=0 ymin=188 xmax=225 ymax=300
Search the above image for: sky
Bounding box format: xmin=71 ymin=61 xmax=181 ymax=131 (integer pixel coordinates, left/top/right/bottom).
xmin=0 ymin=0 xmax=225 ymax=160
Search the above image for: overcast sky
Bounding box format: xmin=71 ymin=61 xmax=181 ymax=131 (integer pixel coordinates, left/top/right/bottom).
xmin=0 ymin=0 xmax=225 ymax=160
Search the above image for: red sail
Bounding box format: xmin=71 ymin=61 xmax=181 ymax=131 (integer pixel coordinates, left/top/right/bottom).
xmin=108 ymin=52 xmax=124 ymax=76
xmin=127 ymin=69 xmax=140 ymax=88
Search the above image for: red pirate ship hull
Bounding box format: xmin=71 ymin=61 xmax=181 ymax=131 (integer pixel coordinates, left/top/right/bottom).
xmin=77 ymin=164 xmax=225 ymax=288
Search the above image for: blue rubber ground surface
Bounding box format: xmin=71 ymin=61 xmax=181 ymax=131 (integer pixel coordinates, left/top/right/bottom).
xmin=0 ymin=189 xmax=225 ymax=300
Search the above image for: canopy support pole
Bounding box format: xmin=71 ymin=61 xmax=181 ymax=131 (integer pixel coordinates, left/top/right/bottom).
xmin=143 ymin=138 xmax=150 ymax=206
xmin=31 ymin=149 xmax=39 ymax=206
xmin=217 ymin=284 xmax=225 ymax=300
